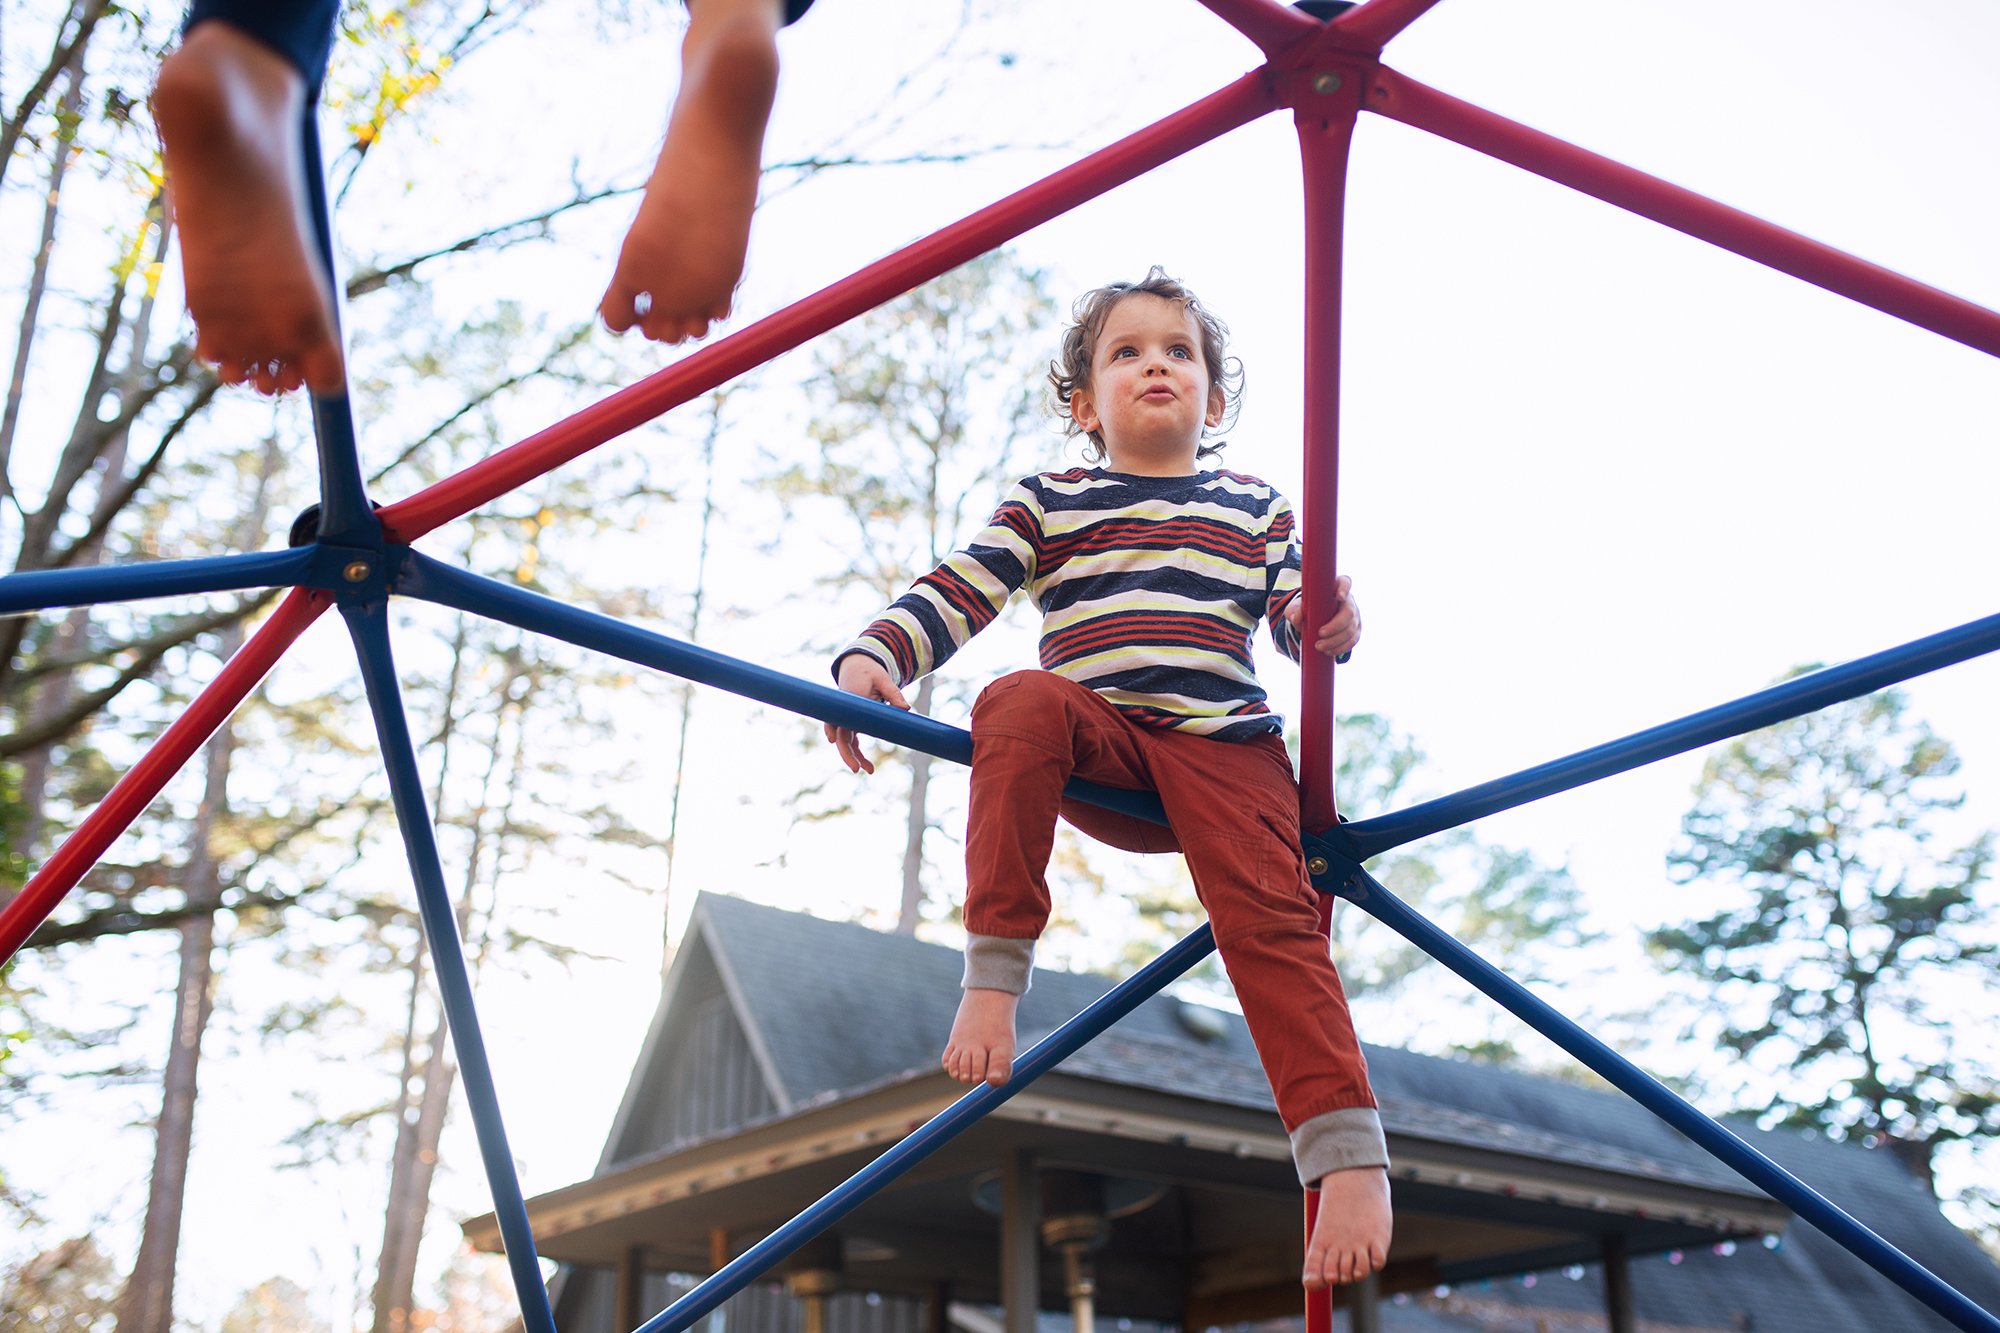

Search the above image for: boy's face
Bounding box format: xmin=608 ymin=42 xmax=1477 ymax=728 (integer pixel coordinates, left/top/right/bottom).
xmin=1071 ymin=293 xmax=1225 ymax=475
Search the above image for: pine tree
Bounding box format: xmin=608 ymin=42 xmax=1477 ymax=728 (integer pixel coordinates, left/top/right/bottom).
xmin=1650 ymin=677 xmax=1998 ymax=1194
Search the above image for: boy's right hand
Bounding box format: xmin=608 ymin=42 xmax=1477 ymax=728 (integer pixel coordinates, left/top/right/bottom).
xmin=825 ymin=654 xmax=910 ymax=775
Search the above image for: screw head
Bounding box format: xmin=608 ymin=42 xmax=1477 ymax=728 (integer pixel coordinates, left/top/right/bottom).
xmin=1306 ymin=856 xmax=1330 ymax=877
xmin=342 ymin=560 xmax=371 ymax=583
xmin=1313 ymin=71 xmax=1342 ymax=94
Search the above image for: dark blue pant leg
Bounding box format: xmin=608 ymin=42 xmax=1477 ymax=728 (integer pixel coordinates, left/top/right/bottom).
xmin=185 ymin=0 xmax=339 ymax=92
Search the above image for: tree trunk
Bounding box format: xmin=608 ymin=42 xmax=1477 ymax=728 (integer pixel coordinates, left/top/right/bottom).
xmin=1887 ymin=1134 xmax=1937 ymax=1197
xmin=370 ymin=1009 xmax=457 ymax=1333
xmin=371 ymin=651 xmax=509 ymax=1330
xmin=370 ymin=954 xmax=428 ymax=1333
xmin=896 ymin=674 xmax=937 ymax=935
xmin=113 ymin=689 xmax=236 ymax=1333
xmin=660 ymin=398 xmax=723 ymax=966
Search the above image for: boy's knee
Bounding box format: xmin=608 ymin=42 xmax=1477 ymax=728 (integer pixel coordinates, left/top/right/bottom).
xmin=972 ymin=669 xmax=1072 ymax=727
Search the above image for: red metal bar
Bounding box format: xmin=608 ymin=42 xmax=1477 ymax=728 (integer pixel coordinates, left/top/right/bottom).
xmin=378 ymin=73 xmax=1283 ymax=545
xmin=1303 ymin=887 xmax=1338 ymax=1333
xmin=1366 ymin=66 xmax=2000 ymax=358
xmin=1295 ymin=82 xmax=1362 ymax=833
xmin=1193 ymin=0 xmax=1319 ymax=56
xmin=0 ymin=588 xmax=330 ymax=965
xmin=1304 ymin=1188 xmax=1333 ymax=1333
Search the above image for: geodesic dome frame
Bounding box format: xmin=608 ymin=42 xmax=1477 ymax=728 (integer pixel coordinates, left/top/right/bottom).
xmin=3 ymin=1 xmax=1998 ymax=1330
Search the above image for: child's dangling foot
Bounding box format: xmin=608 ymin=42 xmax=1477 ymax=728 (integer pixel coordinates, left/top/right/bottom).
xmin=154 ymin=21 xmax=345 ymax=396
xmin=1303 ymin=1165 xmax=1393 ymax=1290
xmin=599 ymin=0 xmax=782 ymax=344
xmin=943 ymin=987 xmax=1019 ymax=1087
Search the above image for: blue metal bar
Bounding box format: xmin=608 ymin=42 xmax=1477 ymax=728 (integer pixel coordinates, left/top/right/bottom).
xmin=341 ymin=601 xmax=557 ymax=1333
xmin=311 ymin=394 xmax=377 ymax=546
xmin=1322 ymin=853 xmax=2000 ymax=1333
xmin=295 ymin=96 xmax=374 ymax=548
xmin=0 ymin=547 xmax=316 ymax=616
xmin=1336 ymin=610 xmax=2000 ymax=860
xmin=638 ymin=924 xmax=1219 ymax=1333
xmin=395 ymin=550 xmax=1172 ymax=828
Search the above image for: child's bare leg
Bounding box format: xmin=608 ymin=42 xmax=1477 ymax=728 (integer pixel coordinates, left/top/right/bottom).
xmin=1303 ymin=1166 xmax=1393 ymax=1290
xmin=154 ymin=22 xmax=344 ymax=395
xmin=600 ymin=0 xmax=783 ymax=344
xmin=942 ymin=988 xmax=1018 ymax=1087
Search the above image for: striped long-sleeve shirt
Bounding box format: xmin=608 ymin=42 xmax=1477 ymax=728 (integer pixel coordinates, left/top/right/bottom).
xmin=837 ymin=468 xmax=1305 ymax=742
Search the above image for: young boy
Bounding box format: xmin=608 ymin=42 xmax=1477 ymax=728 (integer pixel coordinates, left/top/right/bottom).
xmin=823 ymin=269 xmax=1393 ymax=1290
xmin=152 ymin=0 xmax=803 ymax=395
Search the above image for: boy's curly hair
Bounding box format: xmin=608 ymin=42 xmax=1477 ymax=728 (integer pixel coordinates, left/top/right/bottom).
xmin=1048 ymin=266 xmax=1244 ymax=463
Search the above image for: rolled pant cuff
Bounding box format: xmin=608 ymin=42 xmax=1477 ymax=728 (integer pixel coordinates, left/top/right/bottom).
xmin=963 ymin=935 xmax=1035 ymax=994
xmin=1290 ymin=1106 xmax=1389 ymax=1186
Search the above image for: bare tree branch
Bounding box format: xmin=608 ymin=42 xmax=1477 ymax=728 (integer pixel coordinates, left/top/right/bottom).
xmin=345 ymin=185 xmax=637 ymax=299
xmin=44 ymin=369 xmax=223 ymax=573
xmin=0 ymin=60 xmax=85 ymax=497
xmin=366 ymin=323 xmax=593 ymax=484
xmin=0 ymin=592 xmax=280 ymax=759
xmin=15 ymin=264 xmax=133 ymax=571
xmin=0 ymin=0 xmax=109 ymax=197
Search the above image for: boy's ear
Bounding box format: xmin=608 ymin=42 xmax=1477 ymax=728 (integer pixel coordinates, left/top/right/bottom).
xmin=1205 ymin=384 xmax=1225 ymax=428
xmin=1071 ymin=385 xmax=1100 ymax=435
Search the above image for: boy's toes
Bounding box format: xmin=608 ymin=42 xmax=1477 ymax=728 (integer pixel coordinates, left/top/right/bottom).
xmin=598 ymin=288 xmax=639 ymax=333
xmin=644 ymin=311 xmax=705 ymax=345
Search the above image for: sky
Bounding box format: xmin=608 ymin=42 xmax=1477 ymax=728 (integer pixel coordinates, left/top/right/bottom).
xmin=4 ymin=0 xmax=1999 ymax=1327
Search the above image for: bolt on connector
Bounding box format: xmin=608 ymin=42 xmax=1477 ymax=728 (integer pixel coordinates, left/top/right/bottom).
xmin=1306 ymin=856 xmax=1330 ymax=876
xmin=1313 ymin=72 xmax=1342 ymax=94
xmin=342 ymin=561 xmax=371 ymax=583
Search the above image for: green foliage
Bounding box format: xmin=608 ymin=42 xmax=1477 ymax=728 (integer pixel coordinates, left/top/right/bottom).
xmin=1649 ymin=676 xmax=1998 ymax=1189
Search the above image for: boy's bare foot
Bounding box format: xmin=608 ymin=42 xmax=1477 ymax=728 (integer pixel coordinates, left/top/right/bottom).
xmin=1303 ymin=1166 xmax=1392 ymax=1290
xmin=599 ymin=0 xmax=782 ymax=344
xmin=154 ymin=22 xmax=344 ymax=396
xmin=943 ymin=988 xmax=1018 ymax=1087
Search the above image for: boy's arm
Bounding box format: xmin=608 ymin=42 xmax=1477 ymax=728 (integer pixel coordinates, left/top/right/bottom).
xmin=1267 ymin=493 xmax=1359 ymax=663
xmin=831 ymin=482 xmax=1042 ymax=689
xmin=1265 ymin=494 xmax=1308 ymax=663
xmin=826 ymin=483 xmax=1042 ymax=773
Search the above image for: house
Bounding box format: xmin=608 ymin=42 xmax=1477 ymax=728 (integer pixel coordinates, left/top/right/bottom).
xmin=464 ymin=893 xmax=2000 ymax=1333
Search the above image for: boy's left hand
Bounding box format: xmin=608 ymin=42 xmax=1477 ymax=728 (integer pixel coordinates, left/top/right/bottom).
xmin=1285 ymin=574 xmax=1362 ymax=659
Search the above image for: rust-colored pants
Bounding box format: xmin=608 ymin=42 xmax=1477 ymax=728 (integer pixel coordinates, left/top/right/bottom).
xmin=966 ymin=670 xmax=1377 ymax=1133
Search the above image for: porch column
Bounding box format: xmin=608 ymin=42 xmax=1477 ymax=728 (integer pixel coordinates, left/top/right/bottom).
xmin=1602 ymin=1233 xmax=1635 ymax=1333
xmin=1000 ymin=1148 xmax=1040 ymax=1333
xmin=926 ymin=1281 xmax=952 ymax=1333
xmin=615 ymin=1245 xmax=646 ymax=1333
